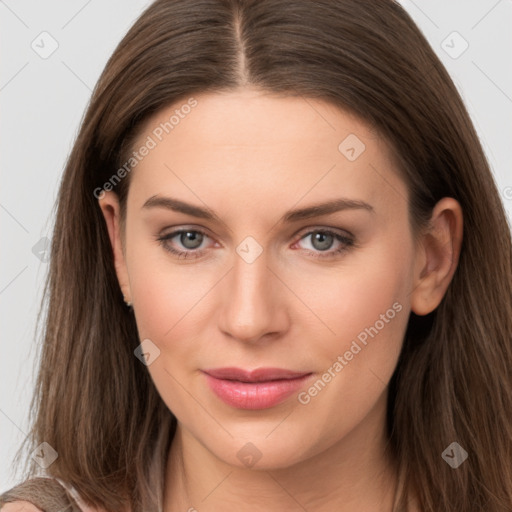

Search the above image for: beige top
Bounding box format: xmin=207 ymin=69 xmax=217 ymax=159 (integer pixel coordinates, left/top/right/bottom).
xmin=0 ymin=477 xmax=102 ymax=512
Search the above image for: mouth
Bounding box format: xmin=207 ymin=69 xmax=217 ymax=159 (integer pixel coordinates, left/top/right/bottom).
xmin=201 ymin=367 xmax=313 ymax=410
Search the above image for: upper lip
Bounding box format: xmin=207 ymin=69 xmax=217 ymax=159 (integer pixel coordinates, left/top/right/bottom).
xmin=202 ymin=367 xmax=312 ymax=383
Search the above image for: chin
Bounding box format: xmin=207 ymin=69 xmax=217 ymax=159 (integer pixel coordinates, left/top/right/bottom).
xmin=201 ymin=430 xmax=319 ymax=471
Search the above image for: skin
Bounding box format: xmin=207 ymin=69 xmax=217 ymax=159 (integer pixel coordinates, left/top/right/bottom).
xmin=99 ymin=87 xmax=463 ymax=512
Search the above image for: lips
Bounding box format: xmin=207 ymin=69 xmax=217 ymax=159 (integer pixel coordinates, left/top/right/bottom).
xmin=202 ymin=367 xmax=313 ymax=410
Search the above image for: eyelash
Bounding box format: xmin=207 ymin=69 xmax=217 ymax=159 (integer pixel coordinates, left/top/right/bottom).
xmin=156 ymin=228 xmax=355 ymax=260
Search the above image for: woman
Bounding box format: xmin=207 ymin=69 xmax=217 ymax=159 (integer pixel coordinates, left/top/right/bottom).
xmin=2 ymin=0 xmax=511 ymax=511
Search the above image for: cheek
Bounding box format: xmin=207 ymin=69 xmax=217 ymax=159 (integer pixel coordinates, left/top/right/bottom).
xmin=299 ymin=269 xmax=400 ymax=335
xmin=286 ymin=240 xmax=411 ymax=444
xmin=126 ymin=243 xmax=213 ymax=414
xmin=125 ymin=226 xmax=213 ymax=342
xmin=131 ymin=266 xmax=205 ymax=340
xmin=291 ymin=235 xmax=412 ymax=354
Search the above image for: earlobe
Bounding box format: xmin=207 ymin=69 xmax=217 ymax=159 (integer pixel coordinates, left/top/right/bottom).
xmin=97 ymin=191 xmax=132 ymax=305
xmin=410 ymin=198 xmax=463 ymax=316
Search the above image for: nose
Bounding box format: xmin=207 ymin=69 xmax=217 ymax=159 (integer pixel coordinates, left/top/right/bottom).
xmin=217 ymin=245 xmax=289 ymax=344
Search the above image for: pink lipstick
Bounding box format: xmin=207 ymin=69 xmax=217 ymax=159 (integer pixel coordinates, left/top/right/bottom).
xmin=202 ymin=367 xmax=312 ymax=410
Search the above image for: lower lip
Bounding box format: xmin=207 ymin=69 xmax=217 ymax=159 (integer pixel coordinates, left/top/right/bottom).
xmin=203 ymin=373 xmax=312 ymax=410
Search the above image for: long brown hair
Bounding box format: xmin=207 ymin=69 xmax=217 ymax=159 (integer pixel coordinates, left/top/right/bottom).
xmin=4 ymin=1 xmax=512 ymax=511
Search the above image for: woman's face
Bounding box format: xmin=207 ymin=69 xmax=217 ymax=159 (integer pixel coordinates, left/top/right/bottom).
xmin=100 ymin=87 xmax=423 ymax=469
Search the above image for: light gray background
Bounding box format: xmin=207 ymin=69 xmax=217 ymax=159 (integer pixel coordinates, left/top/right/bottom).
xmin=1 ymin=0 xmax=511 ymax=490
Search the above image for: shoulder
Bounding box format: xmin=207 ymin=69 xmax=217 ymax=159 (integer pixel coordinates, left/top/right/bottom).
xmin=0 ymin=477 xmax=79 ymax=511
xmin=1 ymin=501 xmax=44 ymax=512
xmin=0 ymin=478 xmax=108 ymax=512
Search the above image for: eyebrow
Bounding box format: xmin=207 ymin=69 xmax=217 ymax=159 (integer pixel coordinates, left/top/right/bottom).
xmin=142 ymin=195 xmax=374 ymax=223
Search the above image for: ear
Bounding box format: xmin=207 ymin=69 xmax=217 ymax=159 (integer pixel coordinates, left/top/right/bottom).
xmin=410 ymin=197 xmax=463 ymax=316
xmin=97 ymin=191 xmax=132 ymax=305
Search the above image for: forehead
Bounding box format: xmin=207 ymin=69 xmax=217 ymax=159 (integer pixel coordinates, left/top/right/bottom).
xmin=127 ymin=88 xmax=408 ymax=219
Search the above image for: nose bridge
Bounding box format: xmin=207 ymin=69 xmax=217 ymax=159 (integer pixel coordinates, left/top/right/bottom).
xmin=218 ymin=239 xmax=285 ymax=342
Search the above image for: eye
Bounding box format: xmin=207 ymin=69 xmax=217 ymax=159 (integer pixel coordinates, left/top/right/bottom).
xmin=156 ymin=227 xmax=355 ymax=261
xmin=293 ymin=229 xmax=355 ymax=259
xmin=156 ymin=228 xmax=213 ymax=259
